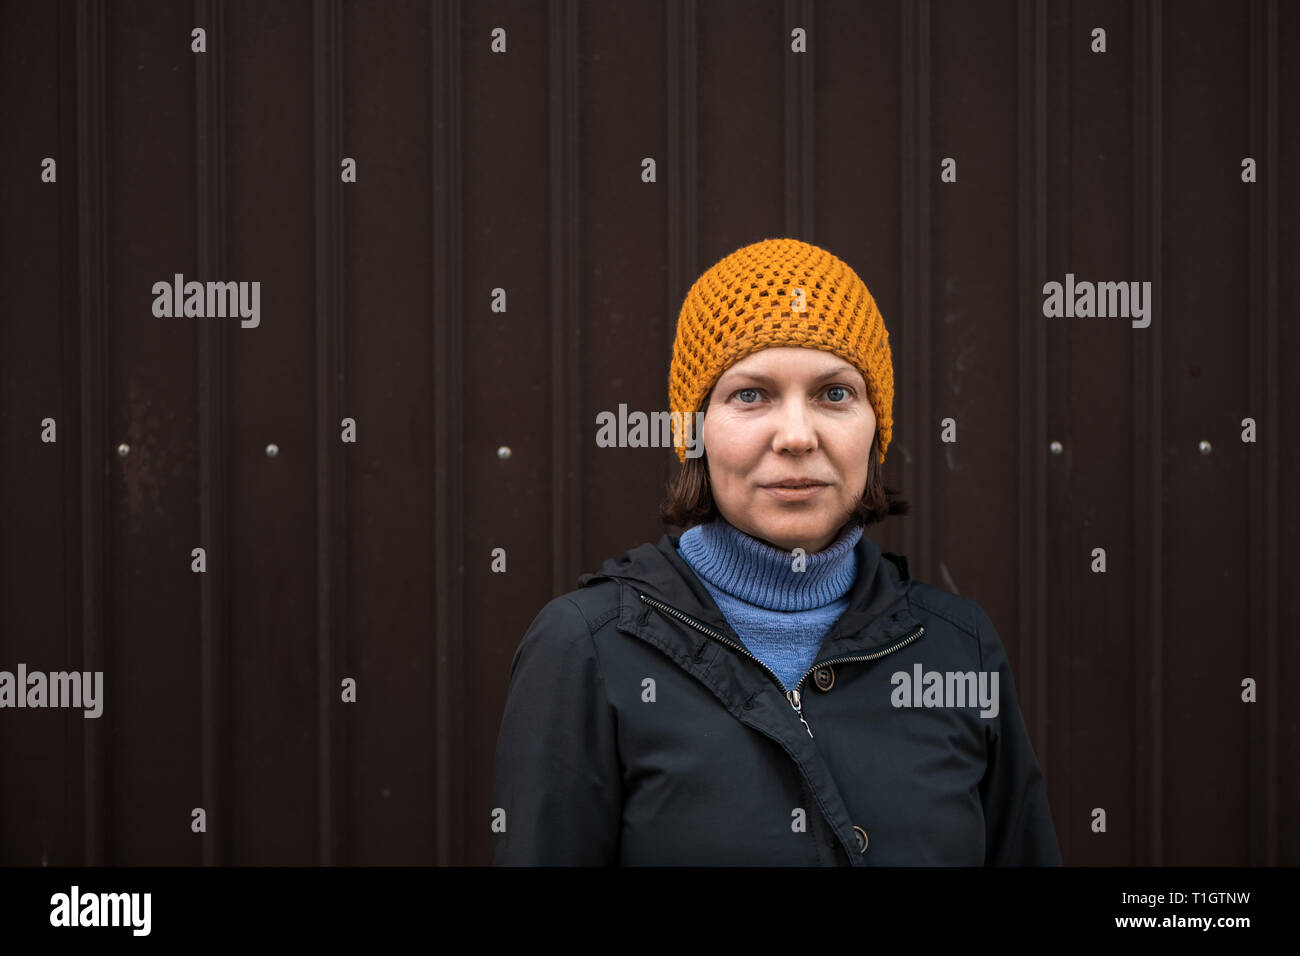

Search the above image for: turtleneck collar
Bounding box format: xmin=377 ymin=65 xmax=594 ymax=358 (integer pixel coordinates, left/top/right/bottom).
xmin=676 ymin=515 xmax=864 ymax=612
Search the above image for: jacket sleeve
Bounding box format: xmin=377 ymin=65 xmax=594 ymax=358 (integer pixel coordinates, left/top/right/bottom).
xmin=974 ymin=605 xmax=1063 ymax=865
xmin=491 ymin=595 xmax=623 ymax=865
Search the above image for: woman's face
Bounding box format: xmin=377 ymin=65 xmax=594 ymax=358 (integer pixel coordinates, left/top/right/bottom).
xmin=701 ymin=346 xmax=875 ymax=554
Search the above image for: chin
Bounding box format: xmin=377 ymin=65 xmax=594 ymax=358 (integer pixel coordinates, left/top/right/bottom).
xmin=751 ymin=511 xmax=835 ymax=550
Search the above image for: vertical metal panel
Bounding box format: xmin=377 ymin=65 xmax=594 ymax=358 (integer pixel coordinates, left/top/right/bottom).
xmin=341 ymin=0 xmax=437 ymax=866
xmin=1276 ymin=0 xmax=1300 ymax=867
xmin=1162 ymin=1 xmax=1254 ymax=865
xmin=224 ymin=0 xmax=317 ymax=864
xmin=697 ymin=1 xmax=784 ymax=250
xmin=549 ymin=0 xmax=582 ymax=595
xmin=194 ymin=0 xmax=230 ymax=868
xmin=1041 ymin=0 xmax=1066 ymax=849
xmin=461 ymin=0 xmax=552 ymax=867
xmin=105 ymin=0 xmax=205 ymax=865
xmin=929 ymin=0 xmax=1003 ymax=607
xmin=1132 ymin=0 xmax=1164 ymax=866
xmin=73 ymin=0 xmax=108 ymax=866
xmin=312 ymin=0 xmax=347 ymax=867
xmin=432 ymin=0 xmax=465 ymax=866
xmin=664 ymin=0 xmax=698 ymax=498
xmin=57 ymin=0 xmax=82 ymax=868
xmin=1042 ymin=0 xmax=1069 ymax=861
xmin=928 ymin=0 xmax=1022 ymax=666
xmin=900 ymin=0 xmax=933 ymax=581
xmin=1246 ymin=0 xmax=1280 ymax=867
xmin=1015 ymin=0 xmax=1049 ymax=819
xmin=930 ymin=0 xmax=1052 ymax=839
xmin=785 ymin=0 xmax=814 ymax=238
xmin=579 ymin=0 xmax=673 ymax=563
xmin=1061 ymin=0 xmax=1139 ymax=865
xmin=0 ymin=0 xmax=73 ymax=867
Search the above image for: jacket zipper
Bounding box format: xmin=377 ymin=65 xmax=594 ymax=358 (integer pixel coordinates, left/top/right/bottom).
xmin=638 ymin=592 xmax=925 ymax=739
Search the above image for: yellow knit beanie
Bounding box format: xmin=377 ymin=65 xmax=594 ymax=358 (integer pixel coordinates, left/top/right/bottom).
xmin=668 ymin=237 xmax=894 ymax=465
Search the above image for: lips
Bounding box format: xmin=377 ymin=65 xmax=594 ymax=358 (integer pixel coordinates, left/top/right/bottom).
xmin=761 ymin=480 xmax=830 ymax=501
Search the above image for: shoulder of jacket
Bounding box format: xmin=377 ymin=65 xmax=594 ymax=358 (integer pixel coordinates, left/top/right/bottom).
xmin=528 ymin=581 xmax=621 ymax=642
xmin=507 ymin=589 xmax=618 ymax=691
xmin=560 ymin=580 xmax=622 ymax=634
xmin=908 ymin=580 xmax=986 ymax=641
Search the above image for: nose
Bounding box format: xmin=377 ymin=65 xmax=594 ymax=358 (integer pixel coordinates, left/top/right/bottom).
xmin=772 ymin=397 xmax=817 ymax=454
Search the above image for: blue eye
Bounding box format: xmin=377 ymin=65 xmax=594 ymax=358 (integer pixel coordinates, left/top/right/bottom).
xmin=826 ymin=386 xmax=848 ymax=402
xmin=735 ymin=388 xmax=760 ymax=403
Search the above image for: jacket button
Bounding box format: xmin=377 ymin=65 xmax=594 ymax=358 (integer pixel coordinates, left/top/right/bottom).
xmin=813 ymin=666 xmax=835 ymax=692
xmin=853 ymin=825 xmax=869 ymax=853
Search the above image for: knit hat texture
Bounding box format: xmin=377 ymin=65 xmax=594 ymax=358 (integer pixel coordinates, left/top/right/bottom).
xmin=668 ymin=237 xmax=894 ymax=465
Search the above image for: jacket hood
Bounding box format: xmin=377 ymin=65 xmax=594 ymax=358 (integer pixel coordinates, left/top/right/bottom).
xmin=576 ymin=524 xmax=917 ymax=650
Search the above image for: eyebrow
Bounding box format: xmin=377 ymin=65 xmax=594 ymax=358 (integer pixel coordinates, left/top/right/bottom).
xmin=720 ymin=364 xmax=859 ymax=387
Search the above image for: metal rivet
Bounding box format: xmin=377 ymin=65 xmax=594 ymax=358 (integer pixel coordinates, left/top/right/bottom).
xmin=116 ymin=443 xmax=130 ymax=457
xmin=1198 ymin=440 xmax=1212 ymax=455
xmin=1049 ymin=441 xmax=1063 ymax=455
xmin=497 ymin=446 xmax=512 ymax=460
xmin=265 ymin=443 xmax=279 ymax=458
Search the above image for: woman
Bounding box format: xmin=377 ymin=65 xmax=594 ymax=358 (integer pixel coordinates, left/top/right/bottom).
xmin=491 ymin=237 xmax=1061 ymax=866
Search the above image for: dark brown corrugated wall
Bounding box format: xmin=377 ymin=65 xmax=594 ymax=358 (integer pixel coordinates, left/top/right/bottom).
xmin=0 ymin=0 xmax=1295 ymax=866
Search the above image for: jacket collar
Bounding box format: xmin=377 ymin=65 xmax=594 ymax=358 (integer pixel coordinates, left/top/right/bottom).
xmin=578 ymin=526 xmax=923 ymax=674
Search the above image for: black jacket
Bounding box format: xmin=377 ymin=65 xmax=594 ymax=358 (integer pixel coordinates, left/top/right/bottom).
xmin=491 ymin=528 xmax=1061 ymax=866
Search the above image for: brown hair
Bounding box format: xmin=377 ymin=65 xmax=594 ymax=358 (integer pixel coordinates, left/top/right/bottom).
xmin=658 ymin=401 xmax=910 ymax=530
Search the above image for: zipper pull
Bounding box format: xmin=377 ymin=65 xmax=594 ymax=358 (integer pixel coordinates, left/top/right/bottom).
xmin=786 ymin=689 xmax=814 ymax=738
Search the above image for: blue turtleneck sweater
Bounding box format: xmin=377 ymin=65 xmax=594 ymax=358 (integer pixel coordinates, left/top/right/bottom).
xmin=677 ymin=517 xmax=864 ymax=692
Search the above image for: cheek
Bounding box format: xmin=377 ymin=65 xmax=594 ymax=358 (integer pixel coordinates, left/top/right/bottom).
xmin=709 ymin=452 xmax=750 ymax=494
xmin=704 ymin=415 xmax=763 ymax=473
xmin=851 ymin=468 xmax=870 ymax=498
xmin=830 ymin=433 xmax=872 ymax=495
